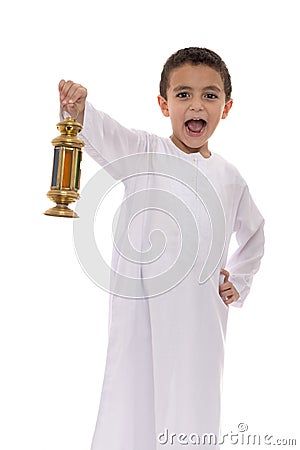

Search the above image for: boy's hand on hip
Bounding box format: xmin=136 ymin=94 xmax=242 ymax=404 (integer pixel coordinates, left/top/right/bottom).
xmin=58 ymin=79 xmax=87 ymax=124
xmin=219 ymin=268 xmax=240 ymax=305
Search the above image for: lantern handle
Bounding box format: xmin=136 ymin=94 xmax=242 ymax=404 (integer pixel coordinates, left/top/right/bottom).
xmin=60 ymin=102 xmax=80 ymax=121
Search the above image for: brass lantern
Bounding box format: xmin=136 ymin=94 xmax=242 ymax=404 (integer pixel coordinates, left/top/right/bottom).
xmin=44 ymin=106 xmax=84 ymax=218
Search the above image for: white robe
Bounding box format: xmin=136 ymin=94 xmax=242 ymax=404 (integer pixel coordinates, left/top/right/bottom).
xmin=78 ymin=102 xmax=265 ymax=450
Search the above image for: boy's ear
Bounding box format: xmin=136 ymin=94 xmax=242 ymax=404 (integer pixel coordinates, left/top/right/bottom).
xmin=222 ymin=99 xmax=233 ymax=119
xmin=158 ymin=95 xmax=169 ymax=117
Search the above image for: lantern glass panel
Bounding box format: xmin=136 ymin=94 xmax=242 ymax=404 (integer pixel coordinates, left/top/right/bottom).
xmin=51 ymin=147 xmax=60 ymax=187
xmin=75 ymin=152 xmax=82 ymax=190
xmin=62 ymin=149 xmax=73 ymax=188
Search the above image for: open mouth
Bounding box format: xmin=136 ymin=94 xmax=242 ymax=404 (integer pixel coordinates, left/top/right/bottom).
xmin=185 ymin=119 xmax=207 ymax=137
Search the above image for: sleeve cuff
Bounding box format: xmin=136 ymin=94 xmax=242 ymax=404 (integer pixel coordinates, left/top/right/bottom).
xmin=228 ymin=274 xmax=252 ymax=308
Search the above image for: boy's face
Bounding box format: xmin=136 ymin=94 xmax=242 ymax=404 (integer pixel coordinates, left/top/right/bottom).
xmin=158 ymin=64 xmax=232 ymax=156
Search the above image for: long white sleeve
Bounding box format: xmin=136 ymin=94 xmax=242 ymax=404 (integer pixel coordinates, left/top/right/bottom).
xmin=79 ymin=102 xmax=148 ymax=179
xmin=226 ymin=185 xmax=265 ymax=307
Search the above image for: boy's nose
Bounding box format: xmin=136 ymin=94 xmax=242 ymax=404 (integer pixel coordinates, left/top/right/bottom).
xmin=189 ymin=98 xmax=204 ymax=111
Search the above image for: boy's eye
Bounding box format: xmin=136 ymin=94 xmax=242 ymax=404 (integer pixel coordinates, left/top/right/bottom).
xmin=204 ymin=93 xmax=218 ymax=99
xmin=176 ymin=92 xmax=190 ymax=99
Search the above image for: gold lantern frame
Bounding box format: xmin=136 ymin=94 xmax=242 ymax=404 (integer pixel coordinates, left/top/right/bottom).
xmin=44 ymin=105 xmax=84 ymax=218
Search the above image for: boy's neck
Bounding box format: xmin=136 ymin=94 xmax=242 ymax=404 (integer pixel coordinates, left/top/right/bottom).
xmin=170 ymin=135 xmax=211 ymax=158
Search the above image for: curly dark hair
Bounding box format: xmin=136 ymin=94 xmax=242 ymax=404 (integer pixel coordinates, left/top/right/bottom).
xmin=159 ymin=47 xmax=232 ymax=102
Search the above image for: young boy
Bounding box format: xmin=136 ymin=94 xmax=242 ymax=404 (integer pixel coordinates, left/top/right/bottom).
xmin=59 ymin=48 xmax=264 ymax=449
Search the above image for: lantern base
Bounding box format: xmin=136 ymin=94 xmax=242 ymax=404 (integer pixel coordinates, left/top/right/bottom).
xmin=44 ymin=204 xmax=79 ymax=218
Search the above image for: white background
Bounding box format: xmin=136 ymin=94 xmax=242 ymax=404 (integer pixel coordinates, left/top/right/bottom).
xmin=1 ymin=0 xmax=299 ymax=448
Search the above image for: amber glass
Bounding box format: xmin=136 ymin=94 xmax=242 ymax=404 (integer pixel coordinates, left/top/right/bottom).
xmin=62 ymin=149 xmax=73 ymax=188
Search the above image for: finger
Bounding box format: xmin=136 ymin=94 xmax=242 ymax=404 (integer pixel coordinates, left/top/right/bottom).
xmin=224 ymin=297 xmax=236 ymax=305
xmin=219 ymin=288 xmax=234 ymax=300
xmin=58 ymin=79 xmax=66 ymax=93
xmin=59 ymin=80 xmax=75 ymax=102
xmin=63 ymin=83 xmax=81 ymax=102
xmin=62 ymin=84 xmax=87 ymax=105
xmin=59 ymin=79 xmax=71 ymax=96
xmin=220 ymin=268 xmax=230 ymax=282
xmin=219 ymin=281 xmax=233 ymax=294
xmin=224 ymin=292 xmax=240 ymax=304
xmin=220 ymin=268 xmax=229 ymax=276
xmin=65 ymin=85 xmax=86 ymax=105
xmin=220 ymin=281 xmax=233 ymax=290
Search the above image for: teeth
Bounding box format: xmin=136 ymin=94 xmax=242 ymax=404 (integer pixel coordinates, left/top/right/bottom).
xmin=185 ymin=119 xmax=207 ymax=125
